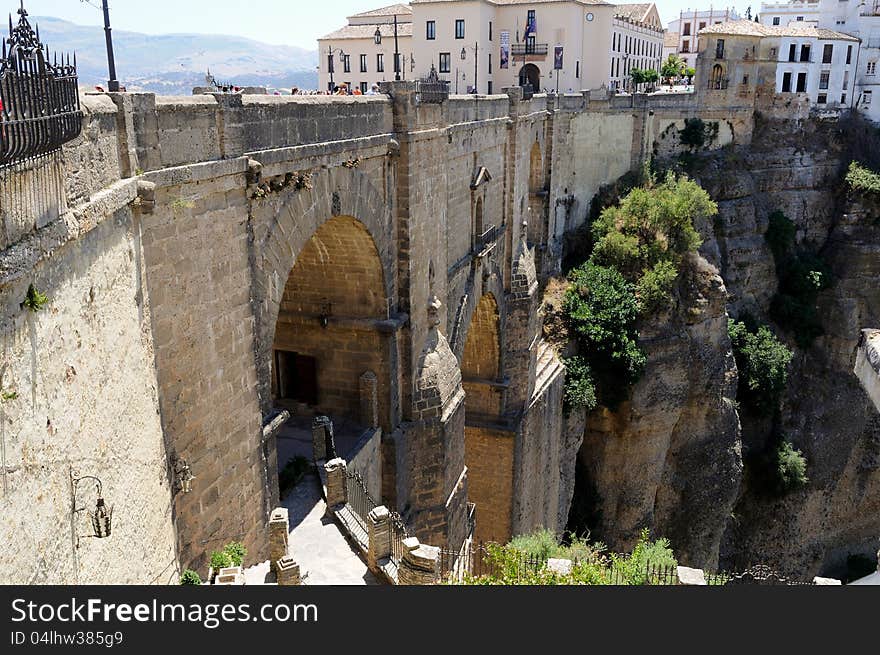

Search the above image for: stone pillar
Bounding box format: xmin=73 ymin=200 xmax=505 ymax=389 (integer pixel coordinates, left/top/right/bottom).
xmin=312 ymin=416 xmax=332 ymax=462
xmin=276 ymin=555 xmax=301 ymax=586
xmin=325 ymin=458 xmax=347 ymax=510
xmin=367 ymin=505 xmax=392 ymax=570
xmin=676 ymin=566 xmax=707 ymax=586
xmin=397 ymin=537 xmax=440 ymax=585
xmin=268 ymin=507 xmax=289 ymax=575
xmin=359 ymin=371 xmax=379 ymax=429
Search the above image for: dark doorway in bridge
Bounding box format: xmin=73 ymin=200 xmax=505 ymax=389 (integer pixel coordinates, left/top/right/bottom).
xmin=519 ymin=63 xmax=540 ymax=90
xmin=274 ymin=350 xmax=318 ymax=407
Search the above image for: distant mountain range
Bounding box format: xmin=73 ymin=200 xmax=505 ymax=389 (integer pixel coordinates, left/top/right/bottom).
xmin=31 ymin=16 xmax=318 ymax=95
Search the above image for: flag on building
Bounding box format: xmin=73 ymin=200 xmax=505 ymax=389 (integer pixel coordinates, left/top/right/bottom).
xmin=524 ymin=15 xmax=536 ymax=39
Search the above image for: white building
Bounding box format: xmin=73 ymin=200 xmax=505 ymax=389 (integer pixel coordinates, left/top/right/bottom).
xmin=700 ymin=20 xmax=859 ymax=110
xmin=410 ymin=0 xmax=618 ymax=95
xmin=760 ymin=0 xmax=880 ymax=121
xmin=759 ymin=1 xmax=820 ymax=27
xmin=610 ymin=3 xmax=666 ymax=91
xmin=318 ymin=4 xmax=414 ymax=93
xmin=667 ymin=6 xmax=741 ymax=69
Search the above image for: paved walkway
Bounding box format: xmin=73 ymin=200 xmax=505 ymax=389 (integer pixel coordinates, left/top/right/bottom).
xmin=279 ymin=473 xmax=378 ymax=585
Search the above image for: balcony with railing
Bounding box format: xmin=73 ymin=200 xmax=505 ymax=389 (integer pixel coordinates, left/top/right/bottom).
xmin=511 ymin=42 xmax=549 ymax=57
xmin=474 ymin=224 xmax=498 ymax=258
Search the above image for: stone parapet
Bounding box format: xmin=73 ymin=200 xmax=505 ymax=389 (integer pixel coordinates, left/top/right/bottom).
xmin=367 ymin=505 xmax=392 ymax=571
xmin=397 ymin=537 xmax=440 ymax=586
xmin=325 ymin=458 xmax=348 ymax=510
xmin=268 ymin=507 xmax=289 ymax=575
xmin=276 ymin=556 xmax=302 ymax=586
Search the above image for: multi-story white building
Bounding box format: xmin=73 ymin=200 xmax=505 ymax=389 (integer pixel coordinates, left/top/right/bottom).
xmin=610 ymin=3 xmax=665 ymax=91
xmin=667 ymin=6 xmax=741 ymax=69
xmin=699 ymin=20 xmax=859 ymax=110
xmin=760 ymin=0 xmax=880 ymax=121
xmin=409 ymin=0 xmax=618 ymax=94
xmin=318 ymin=4 xmax=414 ymax=93
xmin=759 ymin=1 xmax=820 ymax=28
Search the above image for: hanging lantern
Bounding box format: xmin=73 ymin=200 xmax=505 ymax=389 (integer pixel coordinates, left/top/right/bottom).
xmin=89 ymin=497 xmax=113 ymax=538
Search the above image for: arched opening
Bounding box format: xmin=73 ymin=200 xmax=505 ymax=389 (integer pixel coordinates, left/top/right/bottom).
xmin=461 ymin=293 xmax=513 ymax=544
xmin=710 ymin=64 xmax=725 ymax=90
xmin=519 ymin=63 xmax=540 ymax=90
xmin=527 ymin=140 xmax=547 ymax=260
xmin=473 ymin=196 xmax=484 ymax=252
xmin=271 ymin=215 xmax=389 ymax=488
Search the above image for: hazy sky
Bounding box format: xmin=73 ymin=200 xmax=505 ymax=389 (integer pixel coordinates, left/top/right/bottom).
xmin=1 ymin=1 xmax=757 ymax=48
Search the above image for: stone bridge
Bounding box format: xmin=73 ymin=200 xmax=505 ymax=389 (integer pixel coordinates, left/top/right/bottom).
xmin=0 ymin=83 xmax=756 ymax=583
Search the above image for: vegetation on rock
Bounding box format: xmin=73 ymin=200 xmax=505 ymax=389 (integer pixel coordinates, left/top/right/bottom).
xmin=179 ymin=569 xmax=202 ymax=585
xmin=728 ymin=318 xmax=793 ymax=415
xmin=678 ymin=118 xmax=720 ymax=150
xmin=774 ymin=439 xmax=809 ymax=493
xmin=564 ymin=263 xmax=644 ymax=407
xmin=563 ymin=172 xmax=714 ymax=407
xmin=21 ymin=284 xmax=49 ymax=312
xmin=845 ymin=161 xmax=880 ymax=197
xmin=562 ymin=355 xmax=597 ymax=414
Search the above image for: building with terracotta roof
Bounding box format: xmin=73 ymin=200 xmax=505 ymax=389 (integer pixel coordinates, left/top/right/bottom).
xmin=758 ymin=0 xmax=880 ymax=121
xmin=696 ymin=19 xmax=860 ymax=111
xmin=318 ymin=4 xmax=415 ymax=93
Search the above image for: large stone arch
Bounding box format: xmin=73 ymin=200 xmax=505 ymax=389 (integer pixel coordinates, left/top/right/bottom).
xmin=449 ymin=264 xmax=505 ymax=362
xmin=251 ymin=166 xmax=396 ymax=417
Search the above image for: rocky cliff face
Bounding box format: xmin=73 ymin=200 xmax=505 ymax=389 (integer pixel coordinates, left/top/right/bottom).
xmin=577 ymin=254 xmax=742 ymax=569
xmin=567 ymin=116 xmax=880 ymax=576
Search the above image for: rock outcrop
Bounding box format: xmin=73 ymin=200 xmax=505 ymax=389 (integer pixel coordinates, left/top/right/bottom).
xmin=577 ymin=254 xmax=742 ymax=569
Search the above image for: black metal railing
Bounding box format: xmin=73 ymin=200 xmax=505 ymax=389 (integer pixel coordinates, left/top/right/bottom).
xmin=436 ymin=541 xmax=817 ymax=586
xmin=511 ymin=43 xmax=549 ymax=57
xmin=0 ymin=5 xmax=82 ymax=167
xmin=708 ymin=78 xmax=730 ymax=91
xmin=345 ymin=469 xmax=377 ymax=526
xmin=521 ymin=83 xmax=535 ymax=100
xmin=389 ymin=510 xmax=408 ymax=565
xmin=474 ymin=224 xmax=497 ymax=256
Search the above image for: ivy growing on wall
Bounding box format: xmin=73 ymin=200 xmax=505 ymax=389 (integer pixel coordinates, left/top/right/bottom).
xmin=20 ymin=284 xmax=49 ymax=312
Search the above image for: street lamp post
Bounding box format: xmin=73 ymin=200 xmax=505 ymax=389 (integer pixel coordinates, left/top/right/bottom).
xmin=327 ymin=45 xmax=346 ymax=92
xmin=376 ymin=17 xmax=401 ymax=82
xmin=461 ymin=43 xmax=478 ymax=94
xmin=100 ymin=0 xmax=119 ymax=92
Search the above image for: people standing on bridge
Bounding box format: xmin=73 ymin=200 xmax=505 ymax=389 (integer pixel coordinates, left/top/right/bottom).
xmin=367 ymin=84 xmax=380 ymax=95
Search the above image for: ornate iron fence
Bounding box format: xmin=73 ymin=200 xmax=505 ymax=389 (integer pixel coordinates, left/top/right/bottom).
xmin=417 ymin=65 xmax=450 ymax=104
xmin=0 ymin=4 xmax=82 ymax=167
xmin=344 ymin=468 xmax=377 ymax=527
xmin=389 ymin=510 xmax=408 ymax=565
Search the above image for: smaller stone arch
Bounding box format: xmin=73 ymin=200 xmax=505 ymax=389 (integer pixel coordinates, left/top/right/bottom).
xmin=710 ymin=64 xmax=725 ymax=90
xmin=461 ymin=293 xmax=501 ymax=383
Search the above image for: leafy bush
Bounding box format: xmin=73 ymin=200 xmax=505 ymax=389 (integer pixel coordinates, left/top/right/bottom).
xmin=636 ymin=260 xmax=679 ymax=314
xmin=591 ymin=172 xmax=709 ymax=280
xmin=678 ymin=118 xmax=720 ymax=150
xmin=610 ymin=529 xmax=678 ymax=585
xmin=20 ymin=284 xmax=49 ymax=312
xmin=209 ymin=549 xmax=232 ymax=571
xmin=454 ymin=528 xmax=675 ymax=586
xmin=565 ymin=263 xmax=645 ymax=406
xmin=728 ymin=319 xmax=793 ymax=415
xmin=223 ymin=541 xmax=247 ymax=567
xmin=774 ymin=439 xmax=808 ymax=492
xmin=179 ymin=569 xmax=202 ymax=585
xmin=845 ymin=161 xmax=880 ymax=196
xmin=562 ymin=356 xmax=597 ymax=414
